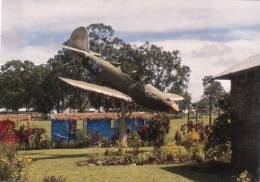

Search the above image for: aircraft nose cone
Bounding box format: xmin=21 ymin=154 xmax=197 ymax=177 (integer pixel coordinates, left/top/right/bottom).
xmin=63 ymin=26 xmax=90 ymax=52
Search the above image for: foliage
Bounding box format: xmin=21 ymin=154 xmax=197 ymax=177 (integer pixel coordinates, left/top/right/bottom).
xmin=174 ymin=122 xmax=211 ymax=161
xmin=43 ymin=175 xmax=66 ymax=182
xmin=201 ymin=75 xmax=225 ymax=127
xmin=205 ymin=93 xmax=231 ymax=161
xmin=138 ymin=114 xmax=170 ymax=148
xmin=0 ymin=120 xmax=16 ymax=145
xmin=205 ymin=113 xmax=231 ymax=160
xmin=236 ymin=170 xmax=251 ymax=182
xmin=16 ymin=126 xmax=51 ymax=150
xmin=74 ymin=128 xmax=88 ymax=148
xmin=16 ymin=125 xmax=32 ymax=148
xmin=158 ymin=144 xmax=190 ymax=162
xmin=0 ymin=144 xmax=31 ymax=181
xmin=87 ymin=132 xmax=103 ymax=147
xmin=202 ymin=76 xmax=225 ymax=107
xmin=128 ymin=131 xmax=141 ymax=154
xmin=31 ymin=128 xmax=50 ymax=149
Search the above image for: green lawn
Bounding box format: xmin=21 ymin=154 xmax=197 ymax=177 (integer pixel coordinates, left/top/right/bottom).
xmin=20 ymin=148 xmax=232 ymax=182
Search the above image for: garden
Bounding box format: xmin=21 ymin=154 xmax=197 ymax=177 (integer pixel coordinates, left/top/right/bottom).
xmin=0 ymin=113 xmax=251 ymax=182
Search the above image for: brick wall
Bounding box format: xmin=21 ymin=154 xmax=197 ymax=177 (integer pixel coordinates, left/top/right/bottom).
xmin=230 ymin=69 xmax=260 ymax=179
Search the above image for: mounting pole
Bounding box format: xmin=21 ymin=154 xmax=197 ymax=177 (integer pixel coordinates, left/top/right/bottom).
xmin=118 ymin=101 xmax=127 ymax=155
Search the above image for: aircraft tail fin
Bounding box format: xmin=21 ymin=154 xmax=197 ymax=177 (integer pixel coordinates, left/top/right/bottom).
xmin=63 ymin=26 xmax=90 ymax=52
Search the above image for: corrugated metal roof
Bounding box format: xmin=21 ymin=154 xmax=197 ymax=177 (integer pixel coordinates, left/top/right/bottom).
xmin=215 ymin=53 xmax=260 ymax=79
xmin=51 ymin=112 xmax=159 ymax=121
xmin=0 ymin=114 xmax=31 ymax=122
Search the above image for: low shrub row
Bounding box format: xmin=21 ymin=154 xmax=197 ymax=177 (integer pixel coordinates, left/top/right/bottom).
xmin=77 ymin=145 xmax=192 ymax=166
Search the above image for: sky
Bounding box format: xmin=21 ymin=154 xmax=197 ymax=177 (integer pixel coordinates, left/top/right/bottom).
xmin=1 ymin=0 xmax=260 ymax=101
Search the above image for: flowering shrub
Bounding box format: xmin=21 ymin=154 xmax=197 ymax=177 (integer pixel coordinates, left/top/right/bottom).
xmin=0 ymin=144 xmax=32 ymax=181
xmin=205 ymin=113 xmax=231 ymax=161
xmin=31 ymin=128 xmax=50 ymax=149
xmin=16 ymin=126 xmax=51 ymax=149
xmin=0 ymin=120 xmax=16 ymax=145
xmin=158 ymin=144 xmax=190 ymax=162
xmin=175 ymin=122 xmax=211 ymax=161
xmin=16 ymin=125 xmax=33 ymax=148
xmin=236 ymin=170 xmax=251 ymax=182
xmin=138 ymin=114 xmax=170 ymax=148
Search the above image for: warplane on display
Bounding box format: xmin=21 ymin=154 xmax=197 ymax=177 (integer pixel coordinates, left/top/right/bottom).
xmin=60 ymin=27 xmax=183 ymax=112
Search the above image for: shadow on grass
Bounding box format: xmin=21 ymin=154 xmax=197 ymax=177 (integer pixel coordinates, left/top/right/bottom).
xmin=161 ymin=162 xmax=234 ymax=182
xmin=33 ymin=153 xmax=90 ymax=161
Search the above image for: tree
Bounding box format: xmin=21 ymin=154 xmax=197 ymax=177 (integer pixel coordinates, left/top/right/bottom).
xmin=45 ymin=49 xmax=91 ymax=112
xmin=0 ymin=60 xmax=28 ymax=111
xmin=202 ymin=76 xmax=225 ymax=128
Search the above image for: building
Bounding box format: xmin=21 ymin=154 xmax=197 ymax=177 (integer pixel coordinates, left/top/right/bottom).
xmin=51 ymin=112 xmax=159 ymax=142
xmin=215 ymin=53 xmax=260 ymax=178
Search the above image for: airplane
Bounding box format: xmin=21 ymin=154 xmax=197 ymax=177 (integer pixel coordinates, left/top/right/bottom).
xmin=60 ymin=26 xmax=183 ymax=112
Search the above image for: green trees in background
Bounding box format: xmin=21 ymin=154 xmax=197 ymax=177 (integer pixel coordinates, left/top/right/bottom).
xmin=0 ymin=23 xmax=190 ymax=113
xmin=201 ymin=76 xmax=225 ymax=127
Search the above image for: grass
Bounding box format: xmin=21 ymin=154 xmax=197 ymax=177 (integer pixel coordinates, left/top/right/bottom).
xmin=20 ymin=148 xmax=232 ymax=182
xmin=19 ymin=114 xmax=224 ymax=182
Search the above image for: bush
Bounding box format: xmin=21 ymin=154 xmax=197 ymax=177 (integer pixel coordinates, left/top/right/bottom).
xmin=156 ymin=144 xmax=190 ymax=162
xmin=0 ymin=155 xmax=15 ymax=181
xmin=74 ymin=128 xmax=88 ymax=148
xmin=190 ymin=143 xmax=204 ymax=162
xmin=136 ymin=152 xmax=155 ymax=164
xmin=88 ymin=132 xmax=103 ymax=147
xmin=236 ymin=170 xmax=251 ymax=182
xmin=138 ymin=114 xmax=170 ymax=148
xmin=31 ymin=128 xmax=48 ymax=149
xmin=174 ymin=131 xmax=183 ymax=145
xmin=0 ymin=120 xmax=16 ymax=145
xmin=128 ymin=131 xmax=141 ymax=154
xmin=0 ymin=144 xmax=31 ymax=181
xmin=16 ymin=126 xmax=51 ymax=150
xmin=205 ymin=113 xmax=231 ymax=161
xmin=16 ymin=125 xmax=32 ymax=149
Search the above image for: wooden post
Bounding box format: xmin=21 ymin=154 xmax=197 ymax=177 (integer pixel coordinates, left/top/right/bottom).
xmin=118 ymin=101 xmax=127 ymax=155
xmin=187 ymin=105 xmax=190 ymax=124
xmin=195 ymin=109 xmax=198 ymax=131
xmin=209 ymin=98 xmax=212 ymax=128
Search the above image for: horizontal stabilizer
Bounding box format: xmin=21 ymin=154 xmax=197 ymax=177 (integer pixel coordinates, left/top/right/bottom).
xmin=59 ymin=77 xmax=132 ymax=102
xmin=164 ymin=93 xmax=184 ymax=101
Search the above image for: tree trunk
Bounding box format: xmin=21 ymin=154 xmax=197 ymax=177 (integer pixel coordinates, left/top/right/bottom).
xmin=118 ymin=101 xmax=127 ymax=155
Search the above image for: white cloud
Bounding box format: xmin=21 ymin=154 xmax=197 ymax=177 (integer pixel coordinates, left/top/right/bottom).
xmin=153 ymin=39 xmax=260 ymax=101
xmin=2 ymin=0 xmax=260 ymax=33
xmin=1 ymin=45 xmax=58 ymax=65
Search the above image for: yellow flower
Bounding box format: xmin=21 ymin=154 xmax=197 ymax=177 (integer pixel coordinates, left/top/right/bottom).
xmin=188 ymin=129 xmax=200 ymax=142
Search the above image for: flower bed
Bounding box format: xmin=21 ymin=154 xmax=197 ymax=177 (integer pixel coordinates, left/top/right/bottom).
xmin=76 ymin=149 xmax=192 ymax=167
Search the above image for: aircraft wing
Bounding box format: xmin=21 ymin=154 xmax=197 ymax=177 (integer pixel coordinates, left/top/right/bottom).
xmin=59 ymin=77 xmax=132 ymax=102
xmin=164 ymin=93 xmax=184 ymax=101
